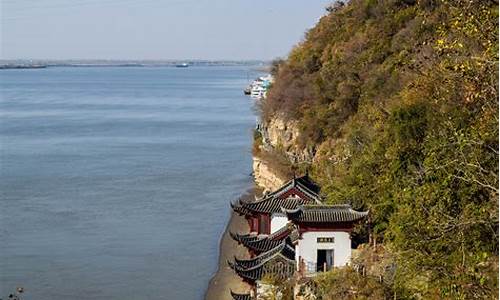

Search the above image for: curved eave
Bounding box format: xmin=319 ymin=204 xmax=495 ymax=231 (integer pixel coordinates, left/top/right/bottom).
xmin=241 ymin=197 xmax=308 ymax=215
xmin=229 ymin=243 xmax=296 ymax=282
xmin=230 ymin=242 xmax=295 ymax=271
xmin=230 ymin=290 xmax=252 ymax=300
xmin=231 ymin=201 xmax=252 ymax=216
xmin=244 ymin=238 xmax=284 ymax=253
xmin=230 ymin=232 xmax=259 ymax=244
xmin=268 ymin=225 xmax=292 ymax=240
xmin=283 ymin=205 xmax=370 ymax=223
xmin=270 ymin=176 xmax=321 ymax=202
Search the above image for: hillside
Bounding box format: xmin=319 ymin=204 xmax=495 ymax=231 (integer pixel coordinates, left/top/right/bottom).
xmin=259 ymin=0 xmax=498 ymax=298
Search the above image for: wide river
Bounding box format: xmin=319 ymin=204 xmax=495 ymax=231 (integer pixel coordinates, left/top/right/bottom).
xmin=0 ymin=66 xmax=259 ymax=299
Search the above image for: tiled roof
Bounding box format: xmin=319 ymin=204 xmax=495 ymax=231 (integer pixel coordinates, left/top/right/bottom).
xmin=232 ymin=242 xmax=295 ymax=269
xmin=230 ymin=291 xmax=253 ymax=300
xmin=232 ymin=196 xmax=309 ymax=216
xmin=228 ymin=242 xmax=295 ymax=282
xmin=230 ymin=199 xmax=253 ymax=216
xmin=267 ymin=175 xmax=321 ymax=201
xmin=229 ymin=232 xmax=260 ymax=244
xmin=231 ymin=175 xmax=322 ymax=216
xmin=230 ymin=225 xmax=297 ymax=253
xmin=268 ymin=224 xmax=292 ymax=239
xmin=231 ymin=224 xmax=289 ymax=243
xmin=283 ymin=204 xmax=369 ymax=223
xmin=240 ymin=236 xmax=285 ymax=253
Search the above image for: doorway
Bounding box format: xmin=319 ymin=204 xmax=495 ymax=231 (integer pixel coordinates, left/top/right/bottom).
xmin=317 ymin=249 xmax=334 ymax=272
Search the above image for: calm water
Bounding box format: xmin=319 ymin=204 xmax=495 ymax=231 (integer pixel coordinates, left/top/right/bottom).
xmin=0 ymin=66 xmax=259 ymax=299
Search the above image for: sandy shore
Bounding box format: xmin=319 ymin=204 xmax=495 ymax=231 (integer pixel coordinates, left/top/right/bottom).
xmin=205 ymin=190 xmax=255 ymax=300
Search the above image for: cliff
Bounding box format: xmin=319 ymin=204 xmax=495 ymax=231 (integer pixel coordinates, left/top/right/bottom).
xmin=252 ymin=156 xmax=285 ymax=192
xmin=257 ymin=0 xmax=499 ymax=298
xmin=252 ymin=115 xmax=314 ymax=192
xmin=252 ymin=116 xmax=301 ymax=192
xmin=260 ymin=116 xmax=314 ymax=164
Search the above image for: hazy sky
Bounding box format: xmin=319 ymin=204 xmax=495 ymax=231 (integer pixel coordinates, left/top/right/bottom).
xmin=1 ymin=0 xmax=332 ymax=60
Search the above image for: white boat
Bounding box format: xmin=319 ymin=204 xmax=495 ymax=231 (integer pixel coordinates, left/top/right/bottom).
xmin=250 ymin=86 xmax=266 ymax=99
xmin=245 ymin=74 xmax=274 ymax=100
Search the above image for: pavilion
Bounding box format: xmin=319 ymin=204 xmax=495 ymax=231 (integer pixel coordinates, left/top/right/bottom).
xmin=228 ymin=175 xmax=368 ymax=299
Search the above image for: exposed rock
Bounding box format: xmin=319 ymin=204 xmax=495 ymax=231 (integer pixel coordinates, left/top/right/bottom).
xmin=265 ymin=117 xmax=300 ymax=152
xmin=260 ymin=116 xmax=315 ymax=164
xmin=253 ymin=115 xmax=316 ymax=192
xmin=253 ymin=156 xmax=286 ymax=192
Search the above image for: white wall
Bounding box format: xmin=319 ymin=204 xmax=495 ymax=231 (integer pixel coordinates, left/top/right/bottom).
xmin=295 ymin=231 xmax=351 ymax=272
xmin=270 ymin=213 xmax=288 ymax=234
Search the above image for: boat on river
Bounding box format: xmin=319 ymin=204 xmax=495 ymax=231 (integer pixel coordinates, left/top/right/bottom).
xmin=245 ymin=74 xmax=273 ymax=100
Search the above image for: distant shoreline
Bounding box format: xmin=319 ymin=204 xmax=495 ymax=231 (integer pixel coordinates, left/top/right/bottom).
xmin=0 ymin=60 xmax=270 ymax=70
xmin=0 ymin=65 xmax=48 ymax=70
xmin=0 ymin=64 xmax=269 ymax=70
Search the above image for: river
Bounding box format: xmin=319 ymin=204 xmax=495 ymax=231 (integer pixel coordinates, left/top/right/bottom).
xmin=0 ymin=66 xmax=259 ymax=299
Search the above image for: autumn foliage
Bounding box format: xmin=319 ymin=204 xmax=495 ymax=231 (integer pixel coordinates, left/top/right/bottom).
xmin=261 ymin=0 xmax=498 ymax=298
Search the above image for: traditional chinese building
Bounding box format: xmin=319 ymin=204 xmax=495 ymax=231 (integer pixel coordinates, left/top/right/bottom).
xmin=231 ymin=175 xmax=322 ymax=235
xmin=283 ymin=204 xmax=368 ymax=273
xmin=228 ymin=241 xmax=296 ymax=284
xmin=228 ymin=175 xmax=368 ymax=299
xmin=230 ymin=290 xmax=254 ymax=300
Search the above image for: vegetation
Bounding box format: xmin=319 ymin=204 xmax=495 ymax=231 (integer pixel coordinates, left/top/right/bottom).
xmin=253 ymin=129 xmax=295 ymax=181
xmin=259 ymin=274 xmax=295 ymax=300
xmin=253 ymin=128 xmax=264 ymax=155
xmin=261 ymin=0 xmax=498 ymax=298
xmin=315 ymin=267 xmax=392 ymax=300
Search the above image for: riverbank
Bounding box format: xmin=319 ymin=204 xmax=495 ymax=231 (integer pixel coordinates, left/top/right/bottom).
xmin=205 ymin=189 xmax=255 ymax=300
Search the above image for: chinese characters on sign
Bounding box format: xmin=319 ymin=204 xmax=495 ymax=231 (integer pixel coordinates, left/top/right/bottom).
xmin=317 ymin=237 xmax=334 ymax=243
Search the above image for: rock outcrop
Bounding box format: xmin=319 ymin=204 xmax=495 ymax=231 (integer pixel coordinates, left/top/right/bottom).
xmin=253 ymin=115 xmax=316 ymax=192
xmin=260 ymin=116 xmax=314 ymax=164
xmin=252 ymin=156 xmax=286 ymax=192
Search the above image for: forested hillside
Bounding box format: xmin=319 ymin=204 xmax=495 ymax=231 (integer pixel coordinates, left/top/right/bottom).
xmin=261 ymin=0 xmax=498 ymax=298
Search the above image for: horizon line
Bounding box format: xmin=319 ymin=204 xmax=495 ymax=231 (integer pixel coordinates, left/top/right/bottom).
xmin=0 ymin=58 xmax=275 ymax=62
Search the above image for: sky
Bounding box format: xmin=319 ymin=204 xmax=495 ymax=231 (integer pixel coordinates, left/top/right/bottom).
xmin=1 ymin=0 xmax=332 ymax=60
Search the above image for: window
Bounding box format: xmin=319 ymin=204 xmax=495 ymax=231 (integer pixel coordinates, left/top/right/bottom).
xmin=317 ymin=237 xmax=334 ymax=243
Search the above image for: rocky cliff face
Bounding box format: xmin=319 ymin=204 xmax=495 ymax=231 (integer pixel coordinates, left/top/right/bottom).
xmin=264 ymin=117 xmax=299 ymax=153
xmin=252 ymin=156 xmax=286 ymax=192
xmin=260 ymin=116 xmax=315 ymax=164
xmin=252 ymin=115 xmax=315 ymax=192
